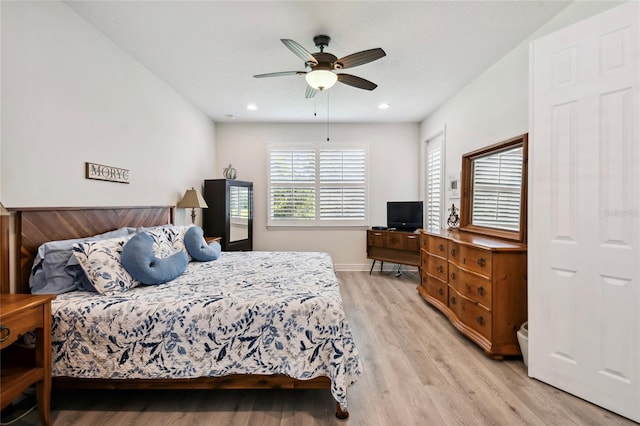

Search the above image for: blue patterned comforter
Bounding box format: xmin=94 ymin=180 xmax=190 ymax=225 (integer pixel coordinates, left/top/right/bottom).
xmin=51 ymin=251 xmax=362 ymax=408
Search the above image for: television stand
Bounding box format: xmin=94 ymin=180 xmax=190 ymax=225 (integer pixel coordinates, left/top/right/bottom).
xmin=366 ymin=229 xmax=421 ymax=275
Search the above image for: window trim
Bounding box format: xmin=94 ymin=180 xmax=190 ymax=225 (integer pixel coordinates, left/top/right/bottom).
xmin=266 ymin=142 xmax=369 ymax=228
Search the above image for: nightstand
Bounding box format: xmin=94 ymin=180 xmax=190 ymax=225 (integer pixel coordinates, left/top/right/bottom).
xmin=205 ymin=236 xmax=222 ymax=244
xmin=1 ymin=294 xmax=56 ymax=426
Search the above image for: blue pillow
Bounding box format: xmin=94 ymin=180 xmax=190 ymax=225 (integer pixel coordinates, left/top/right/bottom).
xmin=184 ymin=226 xmax=221 ymax=262
xmin=121 ymin=232 xmax=188 ymax=285
xmin=29 ymin=227 xmax=130 ymax=294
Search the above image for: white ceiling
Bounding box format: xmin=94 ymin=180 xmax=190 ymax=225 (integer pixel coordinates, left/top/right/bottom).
xmin=66 ymin=1 xmax=570 ymax=123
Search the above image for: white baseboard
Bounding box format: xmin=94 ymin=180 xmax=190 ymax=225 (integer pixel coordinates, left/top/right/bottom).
xmin=333 ymin=263 xmax=370 ymax=271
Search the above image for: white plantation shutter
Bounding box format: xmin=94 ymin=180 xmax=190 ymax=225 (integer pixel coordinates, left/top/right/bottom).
xmin=425 ymin=138 xmax=443 ymax=230
xmin=269 ymin=149 xmax=316 ymax=220
xmin=471 ymin=146 xmax=522 ymax=231
xmin=268 ymin=143 xmax=368 ymax=226
xmin=319 ymin=150 xmax=366 ymax=219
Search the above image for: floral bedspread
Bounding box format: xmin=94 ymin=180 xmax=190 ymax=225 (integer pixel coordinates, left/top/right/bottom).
xmin=51 ymin=251 xmax=362 ymax=408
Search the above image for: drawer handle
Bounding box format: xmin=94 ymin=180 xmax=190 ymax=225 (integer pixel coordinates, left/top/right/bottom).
xmin=407 ymin=235 xmax=417 ymax=239
xmin=450 ymin=248 xmax=456 ymax=256
xmin=450 ymin=272 xmax=456 ymax=280
xmin=0 ymin=325 xmax=10 ymax=343
xmin=450 ymin=296 xmax=456 ymax=305
xmin=438 ymin=288 xmax=444 ymax=295
xmin=477 ymin=286 xmax=485 ymax=296
xmin=438 ymin=244 xmax=444 ymax=252
xmin=477 ymin=316 xmax=484 ymax=325
xmin=477 ymin=257 xmax=486 ymax=267
xmin=437 ymin=265 xmax=444 ymax=273
xmin=374 ymin=233 xmax=383 ymax=236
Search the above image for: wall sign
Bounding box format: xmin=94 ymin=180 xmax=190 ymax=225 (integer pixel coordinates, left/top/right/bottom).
xmin=85 ymin=162 xmax=130 ymax=184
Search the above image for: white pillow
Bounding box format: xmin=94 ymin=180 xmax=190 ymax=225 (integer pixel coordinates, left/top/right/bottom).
xmin=72 ymin=235 xmax=140 ymax=295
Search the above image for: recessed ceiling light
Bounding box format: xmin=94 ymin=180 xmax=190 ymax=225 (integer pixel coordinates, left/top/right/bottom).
xmin=378 ymin=103 xmax=390 ymax=110
xmin=246 ymin=104 xmax=258 ymax=111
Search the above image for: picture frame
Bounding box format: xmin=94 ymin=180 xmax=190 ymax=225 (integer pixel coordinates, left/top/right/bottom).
xmin=448 ymin=173 xmax=460 ymax=198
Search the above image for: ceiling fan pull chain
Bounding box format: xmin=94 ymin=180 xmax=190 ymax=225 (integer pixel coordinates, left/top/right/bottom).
xmin=326 ymin=91 xmax=330 ymax=142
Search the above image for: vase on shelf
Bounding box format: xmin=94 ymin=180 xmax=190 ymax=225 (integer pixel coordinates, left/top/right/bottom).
xmin=223 ymin=164 xmax=237 ymax=179
xmin=447 ymin=203 xmax=460 ymax=229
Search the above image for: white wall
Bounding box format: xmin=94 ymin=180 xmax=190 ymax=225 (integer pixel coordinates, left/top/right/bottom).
xmin=216 ymin=122 xmax=420 ymax=270
xmin=419 ymin=0 xmax=624 ymax=212
xmin=1 ymin=1 xmax=216 ymax=222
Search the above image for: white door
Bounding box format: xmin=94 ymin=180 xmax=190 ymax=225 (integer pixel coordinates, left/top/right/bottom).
xmin=529 ymin=1 xmax=639 ymax=421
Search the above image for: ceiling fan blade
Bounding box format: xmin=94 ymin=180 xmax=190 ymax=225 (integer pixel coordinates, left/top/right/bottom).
xmin=337 ymin=74 xmax=378 ymax=90
xmin=336 ymin=48 xmax=386 ymax=70
xmin=305 ymin=85 xmax=317 ymax=99
xmin=281 ymin=39 xmax=318 ymax=65
xmin=253 ymin=71 xmax=306 ymax=78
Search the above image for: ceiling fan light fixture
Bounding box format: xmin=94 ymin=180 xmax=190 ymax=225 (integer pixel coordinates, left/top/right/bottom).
xmin=305 ymin=70 xmax=337 ymax=91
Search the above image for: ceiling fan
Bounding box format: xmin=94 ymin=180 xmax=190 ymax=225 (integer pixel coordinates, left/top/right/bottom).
xmin=254 ymin=35 xmax=386 ymax=98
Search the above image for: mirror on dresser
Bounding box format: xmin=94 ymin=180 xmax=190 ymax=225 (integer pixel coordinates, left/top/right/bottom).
xmin=460 ymin=133 xmax=528 ymax=243
xmin=229 ymin=185 xmax=250 ymax=243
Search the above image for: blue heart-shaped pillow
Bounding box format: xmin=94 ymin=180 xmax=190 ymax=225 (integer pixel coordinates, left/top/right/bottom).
xmin=184 ymin=226 xmax=221 ymax=262
xmin=121 ymin=232 xmax=188 ymax=285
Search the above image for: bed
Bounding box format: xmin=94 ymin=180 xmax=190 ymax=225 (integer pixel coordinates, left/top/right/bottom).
xmin=14 ymin=206 xmax=361 ymax=418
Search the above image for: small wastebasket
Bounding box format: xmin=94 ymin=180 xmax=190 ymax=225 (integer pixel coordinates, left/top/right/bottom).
xmin=517 ymin=321 xmax=529 ymax=366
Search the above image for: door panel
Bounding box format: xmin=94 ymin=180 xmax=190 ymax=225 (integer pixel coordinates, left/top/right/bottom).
xmin=529 ymin=2 xmax=639 ymax=421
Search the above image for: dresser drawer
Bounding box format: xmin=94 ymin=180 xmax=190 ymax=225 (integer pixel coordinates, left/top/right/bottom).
xmin=367 ymin=230 xmax=386 ymax=247
xmin=426 ymin=253 xmax=448 ymax=281
xmin=448 ymin=241 xmax=460 ymax=263
xmin=459 ymin=245 xmax=492 ymax=276
xmin=426 ymin=236 xmax=448 ymax=256
xmin=404 ymin=233 xmax=420 ymax=252
xmin=448 ymin=263 xmax=493 ymax=309
xmin=448 ymin=288 xmax=492 ymax=341
xmin=386 ymin=232 xmax=405 ymax=250
xmin=422 ymin=273 xmax=448 ymax=306
xmin=0 ymin=305 xmax=43 ymax=349
xmin=420 ymin=233 xmax=428 ymax=250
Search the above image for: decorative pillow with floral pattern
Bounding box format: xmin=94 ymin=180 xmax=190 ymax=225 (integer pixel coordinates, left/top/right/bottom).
xmin=72 ymin=235 xmax=140 ymax=295
xmin=143 ymin=225 xmax=195 ymax=260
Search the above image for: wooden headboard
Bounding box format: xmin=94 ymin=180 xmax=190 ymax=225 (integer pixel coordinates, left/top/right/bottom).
xmin=13 ymin=206 xmax=172 ymax=294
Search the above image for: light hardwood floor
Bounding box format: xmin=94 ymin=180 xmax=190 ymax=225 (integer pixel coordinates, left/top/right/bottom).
xmin=6 ymin=271 xmax=636 ymax=425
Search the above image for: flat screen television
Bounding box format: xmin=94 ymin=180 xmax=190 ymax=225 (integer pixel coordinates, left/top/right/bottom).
xmin=387 ymin=201 xmax=423 ymax=231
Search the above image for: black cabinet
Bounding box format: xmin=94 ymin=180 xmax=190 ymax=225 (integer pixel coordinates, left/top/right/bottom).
xmin=202 ymin=179 xmax=253 ymax=251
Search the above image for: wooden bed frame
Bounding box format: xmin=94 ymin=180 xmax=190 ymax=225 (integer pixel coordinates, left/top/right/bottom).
xmin=12 ymin=206 xmax=347 ymax=419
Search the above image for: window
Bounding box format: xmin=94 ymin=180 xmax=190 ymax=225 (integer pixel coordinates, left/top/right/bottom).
xmin=471 ymin=146 xmax=523 ymax=231
xmin=268 ymin=143 xmax=368 ymax=227
xmin=425 ymin=136 xmax=443 ymax=231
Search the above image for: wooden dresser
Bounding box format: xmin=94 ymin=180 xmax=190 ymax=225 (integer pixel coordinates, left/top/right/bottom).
xmin=418 ymin=229 xmax=527 ymax=358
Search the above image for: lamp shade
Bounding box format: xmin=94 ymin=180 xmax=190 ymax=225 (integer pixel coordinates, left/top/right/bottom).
xmin=305 ymin=70 xmax=338 ymax=91
xmin=177 ymin=188 xmax=208 ymax=209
